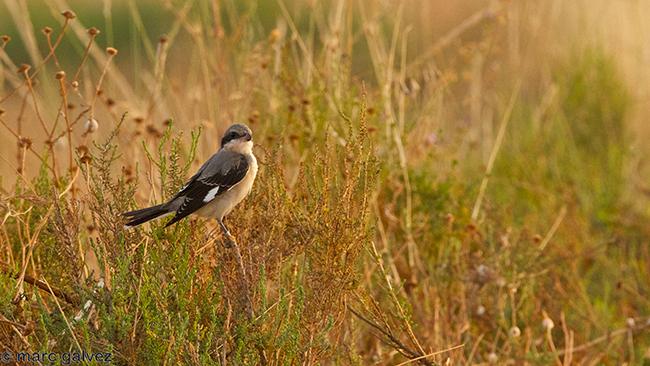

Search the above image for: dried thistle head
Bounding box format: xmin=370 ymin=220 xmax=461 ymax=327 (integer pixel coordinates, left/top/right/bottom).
xmin=106 ymin=47 xmax=118 ymax=56
xmin=508 ymin=326 xmax=521 ymax=338
xmin=146 ymin=124 xmax=162 ymax=138
xmin=87 ymin=27 xmax=100 ymax=37
xmin=61 ymin=10 xmax=76 ymax=19
xmin=76 ymin=145 xmax=89 ymax=155
xmin=42 ymin=26 xmax=53 ymax=35
xmin=17 ymin=64 xmax=31 ymax=74
xmin=55 ymin=71 xmax=66 ymax=80
xmin=17 ymin=136 xmax=32 ymax=149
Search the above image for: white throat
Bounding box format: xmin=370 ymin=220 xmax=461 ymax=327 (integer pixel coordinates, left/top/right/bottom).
xmin=223 ymin=139 xmax=254 ymax=155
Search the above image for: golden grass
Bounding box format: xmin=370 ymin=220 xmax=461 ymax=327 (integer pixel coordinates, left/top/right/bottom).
xmin=0 ymin=0 xmax=649 ymax=364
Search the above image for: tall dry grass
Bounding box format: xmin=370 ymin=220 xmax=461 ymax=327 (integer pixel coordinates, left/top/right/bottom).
xmin=0 ymin=0 xmax=649 ymax=364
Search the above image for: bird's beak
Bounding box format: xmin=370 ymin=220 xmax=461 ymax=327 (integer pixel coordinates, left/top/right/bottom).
xmin=244 ymin=133 xmax=252 ymax=141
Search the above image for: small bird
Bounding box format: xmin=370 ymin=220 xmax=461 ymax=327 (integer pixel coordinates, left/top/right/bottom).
xmin=122 ymin=123 xmax=258 ymax=244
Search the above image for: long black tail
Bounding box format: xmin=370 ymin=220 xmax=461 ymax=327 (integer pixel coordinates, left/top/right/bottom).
xmin=122 ymin=204 xmax=169 ymax=228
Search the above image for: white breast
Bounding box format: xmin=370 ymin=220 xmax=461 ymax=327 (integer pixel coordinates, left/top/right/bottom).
xmin=195 ymin=153 xmax=258 ymax=220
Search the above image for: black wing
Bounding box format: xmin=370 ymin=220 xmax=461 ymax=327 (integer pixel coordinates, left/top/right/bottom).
xmin=165 ymin=150 xmax=249 ymax=227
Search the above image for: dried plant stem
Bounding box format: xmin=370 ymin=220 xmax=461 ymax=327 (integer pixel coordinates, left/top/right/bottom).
xmin=21 ymin=70 xmax=49 ymax=135
xmin=1 ymin=263 xmax=78 ymax=306
xmin=230 ymin=239 xmax=254 ymax=320
xmin=42 ymin=278 xmax=82 ymax=351
xmin=538 ymin=206 xmax=567 ymax=251
xmin=57 ymin=75 xmax=74 ymax=173
xmin=0 ymin=117 xmax=54 ymax=175
xmin=44 ymin=32 xmax=62 ymax=70
xmin=554 ymin=319 xmax=650 ymax=356
xmin=89 ymin=53 xmax=116 ymax=120
xmin=12 ymin=206 xmax=53 ymax=302
xmin=471 ymin=80 xmax=521 ymax=221
xmin=369 ymin=241 xmax=428 ymax=361
xmin=408 ymin=1 xmax=503 ymax=71
xmin=394 ymin=343 xmax=464 ymax=366
xmin=72 ymin=33 xmax=98 ymax=83
xmin=348 ymin=306 xmax=433 ymax=366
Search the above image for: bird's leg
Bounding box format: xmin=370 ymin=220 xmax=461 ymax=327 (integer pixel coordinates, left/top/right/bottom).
xmin=218 ymin=218 xmax=236 ymax=248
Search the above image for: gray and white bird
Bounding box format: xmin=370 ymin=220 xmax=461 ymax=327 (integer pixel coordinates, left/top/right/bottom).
xmin=122 ymin=123 xmax=258 ymax=242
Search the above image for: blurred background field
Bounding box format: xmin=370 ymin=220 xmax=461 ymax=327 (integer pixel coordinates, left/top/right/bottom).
xmin=0 ymin=0 xmax=649 ymax=364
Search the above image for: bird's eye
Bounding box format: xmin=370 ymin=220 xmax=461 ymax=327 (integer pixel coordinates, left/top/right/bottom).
xmin=229 ymin=132 xmax=237 ymax=139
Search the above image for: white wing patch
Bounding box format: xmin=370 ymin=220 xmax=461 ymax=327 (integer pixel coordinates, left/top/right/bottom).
xmin=203 ymin=186 xmax=220 ymax=202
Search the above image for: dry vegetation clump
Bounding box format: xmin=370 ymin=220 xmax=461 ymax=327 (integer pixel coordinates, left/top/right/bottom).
xmin=0 ymin=1 xmax=649 ymax=365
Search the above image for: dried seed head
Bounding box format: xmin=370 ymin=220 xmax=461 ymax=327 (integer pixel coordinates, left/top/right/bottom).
xmin=269 ymin=28 xmax=281 ymax=43
xmin=134 ymin=116 xmax=144 ymax=124
xmin=533 ymin=234 xmax=542 ymax=243
xmin=159 ymin=35 xmax=168 ymax=44
xmin=71 ymin=80 xmax=79 ymax=89
xmin=106 ymin=47 xmax=118 ymax=56
xmin=486 ymin=352 xmax=497 ymax=364
xmin=476 ymin=305 xmax=486 ymax=316
xmin=626 ymin=318 xmax=636 ymax=328
xmin=474 ymin=264 xmax=494 ymax=284
xmin=76 ymin=145 xmax=89 ymax=155
xmin=17 ymin=64 xmax=31 ymax=74
xmin=542 ymin=317 xmax=554 ymax=330
xmin=445 ymin=213 xmax=454 ymax=224
xmin=87 ymin=27 xmax=100 ymax=36
xmin=61 ymin=10 xmax=76 ymax=19
xmin=146 ymin=124 xmax=162 ymax=137
xmin=55 ymin=71 xmax=66 ymax=80
xmin=67 ymin=103 xmax=75 ymax=110
xmin=18 ymin=136 xmax=32 ymax=149
xmin=84 ymin=118 xmax=99 ymax=133
xmin=122 ymin=165 xmax=133 ymax=177
xmin=106 ymin=98 xmax=115 ymax=107
xmin=509 ymin=326 xmax=521 ymax=338
xmin=42 ymin=26 xmax=53 ymax=35
xmin=0 ymin=108 xmax=5 ymax=116
xmin=80 ymin=154 xmax=92 ymax=164
xmin=1 ymin=35 xmax=10 ymax=44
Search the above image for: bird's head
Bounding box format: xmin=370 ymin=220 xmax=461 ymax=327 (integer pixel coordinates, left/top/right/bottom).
xmin=220 ymin=123 xmax=254 ymax=153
